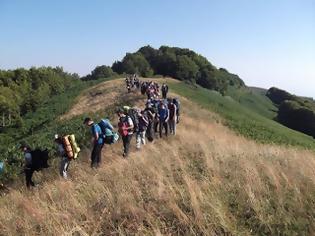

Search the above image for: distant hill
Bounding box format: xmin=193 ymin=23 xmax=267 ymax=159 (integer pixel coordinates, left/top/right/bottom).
xmin=83 ymin=45 xmax=245 ymax=95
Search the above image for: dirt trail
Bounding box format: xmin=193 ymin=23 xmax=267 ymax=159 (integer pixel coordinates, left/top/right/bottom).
xmin=60 ymin=78 xmax=175 ymax=120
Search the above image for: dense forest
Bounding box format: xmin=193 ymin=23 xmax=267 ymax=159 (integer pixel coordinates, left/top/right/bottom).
xmin=83 ymin=46 xmax=245 ymax=94
xmin=267 ymin=87 xmax=315 ymax=138
xmin=0 ymin=67 xmax=79 ymax=128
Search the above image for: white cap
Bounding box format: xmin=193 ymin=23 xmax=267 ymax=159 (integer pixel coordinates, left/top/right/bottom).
xmin=54 ymin=134 xmax=59 ymax=140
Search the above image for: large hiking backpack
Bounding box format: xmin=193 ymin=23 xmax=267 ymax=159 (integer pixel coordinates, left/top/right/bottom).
xmin=98 ymin=119 xmax=113 ymax=136
xmin=30 ymin=149 xmax=49 ymax=171
xmin=68 ymin=134 xmax=80 ymax=159
xmin=62 ymin=135 xmax=74 ymax=159
xmin=128 ymin=109 xmax=139 ymax=132
xmin=103 ymin=128 xmax=120 ymax=144
xmin=104 ymin=132 xmax=120 ymax=144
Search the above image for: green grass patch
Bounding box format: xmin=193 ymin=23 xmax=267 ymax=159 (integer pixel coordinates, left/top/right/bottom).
xmin=169 ymin=82 xmax=315 ymax=150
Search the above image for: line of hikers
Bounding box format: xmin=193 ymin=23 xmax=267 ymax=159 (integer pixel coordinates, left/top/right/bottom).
xmin=125 ymin=74 xmax=140 ymax=93
xmin=19 ymin=80 xmax=180 ymax=189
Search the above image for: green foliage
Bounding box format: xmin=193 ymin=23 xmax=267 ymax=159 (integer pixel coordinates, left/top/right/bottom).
xmin=82 ymin=65 xmax=116 ymax=81
xmin=169 ymin=81 xmax=315 ymax=150
xmin=111 ymin=45 xmax=245 ymax=94
xmin=121 ymin=53 xmax=154 ymax=77
xmin=0 ymin=67 xmax=79 ymax=126
xmin=267 ymin=87 xmax=315 ymax=138
xmin=0 ymin=75 xmax=109 ymax=184
xmin=266 ymin=87 xmax=294 ymax=105
xmin=227 ymin=86 xmax=277 ymax=120
xmin=175 ymin=55 xmax=199 ymax=82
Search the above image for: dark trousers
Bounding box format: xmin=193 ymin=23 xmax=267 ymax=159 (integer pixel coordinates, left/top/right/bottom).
xmin=146 ymin=121 xmax=154 ymax=142
xmin=91 ymin=143 xmax=104 ymax=168
xmin=159 ymin=120 xmax=168 ymax=138
xmin=122 ymin=134 xmax=132 ymax=156
xmin=162 ymin=92 xmax=167 ymax=99
xmin=25 ymin=167 xmax=35 ymax=188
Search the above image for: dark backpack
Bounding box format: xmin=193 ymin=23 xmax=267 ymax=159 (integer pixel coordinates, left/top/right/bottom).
xmin=128 ymin=109 xmax=139 ymax=132
xmin=174 ymin=98 xmax=180 ymax=111
xmin=30 ymin=149 xmax=49 ymax=171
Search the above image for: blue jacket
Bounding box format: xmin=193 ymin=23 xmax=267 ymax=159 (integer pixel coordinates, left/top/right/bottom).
xmin=91 ymin=123 xmax=104 ymax=145
xmin=158 ymin=107 xmax=169 ymax=121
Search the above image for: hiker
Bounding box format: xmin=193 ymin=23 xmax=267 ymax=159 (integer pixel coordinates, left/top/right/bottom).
xmin=117 ymin=108 xmax=134 ymax=157
xmin=158 ymin=102 xmax=169 ymax=138
xmin=173 ymin=98 xmax=180 ymax=123
xmin=84 ymin=117 xmax=104 ymax=168
xmin=21 ymin=145 xmax=35 ymax=188
xmin=54 ymin=134 xmax=70 ymax=179
xmin=168 ymin=99 xmax=177 ymax=135
xmin=136 ymin=110 xmax=149 ymax=149
xmin=141 ymin=82 xmax=147 ymax=95
xmin=144 ymin=103 xmax=155 ymax=142
xmin=162 ymin=83 xmax=169 ymax=99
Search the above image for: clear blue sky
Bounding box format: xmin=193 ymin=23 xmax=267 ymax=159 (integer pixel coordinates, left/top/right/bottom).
xmin=1 ymin=0 xmax=314 ymax=97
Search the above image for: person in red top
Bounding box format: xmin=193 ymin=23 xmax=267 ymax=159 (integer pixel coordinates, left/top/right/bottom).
xmin=117 ymin=109 xmax=134 ymax=157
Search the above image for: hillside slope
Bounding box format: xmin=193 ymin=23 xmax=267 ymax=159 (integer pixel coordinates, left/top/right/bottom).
xmin=0 ymin=79 xmax=315 ymax=235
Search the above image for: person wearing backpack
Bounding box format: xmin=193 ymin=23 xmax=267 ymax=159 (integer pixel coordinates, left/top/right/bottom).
xmin=162 ymin=83 xmax=169 ymax=99
xmin=84 ymin=117 xmax=104 ymax=168
xmin=136 ymin=110 xmax=149 ymax=149
xmin=54 ymin=134 xmax=71 ymax=179
xmin=128 ymin=108 xmax=140 ymax=133
xmin=158 ymin=102 xmax=169 ymax=138
xmin=168 ymin=99 xmax=177 ymax=135
xmin=21 ymin=145 xmax=35 ymax=188
xmin=117 ymin=109 xmax=134 ymax=157
xmin=173 ymin=98 xmax=180 ymax=124
xmin=144 ymin=103 xmax=155 ymax=142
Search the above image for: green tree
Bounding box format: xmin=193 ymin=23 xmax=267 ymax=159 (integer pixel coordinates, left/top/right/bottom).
xmin=91 ymin=65 xmax=115 ymax=79
xmin=175 ymin=55 xmax=199 ymax=82
xmin=121 ymin=53 xmax=153 ymax=77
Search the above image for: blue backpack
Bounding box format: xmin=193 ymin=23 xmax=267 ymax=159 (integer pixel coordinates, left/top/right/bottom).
xmin=98 ymin=119 xmax=113 ymax=133
xmin=98 ymin=119 xmax=119 ymax=144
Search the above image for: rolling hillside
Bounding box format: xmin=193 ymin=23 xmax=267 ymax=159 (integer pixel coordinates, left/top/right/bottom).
xmin=0 ymin=78 xmax=315 ymax=235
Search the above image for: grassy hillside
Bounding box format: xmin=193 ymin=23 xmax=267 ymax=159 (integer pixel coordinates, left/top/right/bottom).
xmin=0 ymin=78 xmax=315 ymax=235
xmin=226 ymin=86 xmax=277 ymax=120
xmin=169 ymin=81 xmax=315 ymax=150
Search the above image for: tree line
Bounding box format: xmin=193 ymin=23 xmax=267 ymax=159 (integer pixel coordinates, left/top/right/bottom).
xmin=82 ymin=45 xmax=245 ymax=94
xmin=266 ymin=87 xmax=315 ymax=138
xmin=0 ymin=67 xmax=79 ymax=128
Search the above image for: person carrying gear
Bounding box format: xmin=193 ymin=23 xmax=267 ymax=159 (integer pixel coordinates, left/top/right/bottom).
xmin=136 ymin=110 xmax=149 ymax=149
xmin=84 ymin=117 xmax=104 ymax=168
xmin=20 ymin=145 xmax=49 ymax=188
xmin=54 ymin=134 xmax=71 ymax=179
xmin=117 ymin=109 xmax=134 ymax=157
xmin=144 ymin=103 xmax=155 ymax=142
xmin=168 ymin=99 xmax=177 ymax=135
xmin=21 ymin=145 xmax=35 ymax=188
xmin=162 ymin=83 xmax=169 ymax=99
xmin=158 ymin=102 xmax=169 ymax=138
xmin=173 ymin=98 xmax=181 ymax=123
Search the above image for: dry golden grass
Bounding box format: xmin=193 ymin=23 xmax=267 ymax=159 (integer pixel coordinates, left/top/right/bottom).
xmin=1 ymin=79 xmax=315 ymax=235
